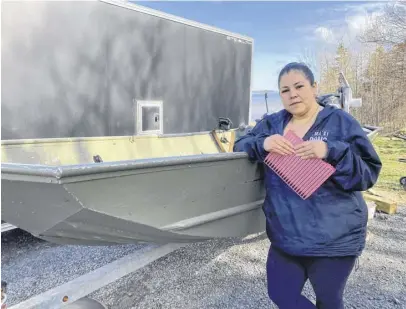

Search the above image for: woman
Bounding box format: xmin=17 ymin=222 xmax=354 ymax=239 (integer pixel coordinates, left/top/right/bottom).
xmin=234 ymin=62 xmax=382 ymax=309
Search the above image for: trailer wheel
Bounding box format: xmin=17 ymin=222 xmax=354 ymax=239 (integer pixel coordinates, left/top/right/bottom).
xmin=64 ymin=297 xmax=107 ymax=309
xmin=400 ymin=177 xmax=406 ymax=190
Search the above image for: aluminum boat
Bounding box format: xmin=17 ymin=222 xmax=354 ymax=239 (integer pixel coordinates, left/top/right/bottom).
xmin=1 ymin=116 xmax=380 ymax=246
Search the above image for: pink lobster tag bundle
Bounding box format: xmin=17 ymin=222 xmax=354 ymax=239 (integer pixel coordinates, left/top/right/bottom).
xmin=264 ymin=130 xmax=336 ymax=200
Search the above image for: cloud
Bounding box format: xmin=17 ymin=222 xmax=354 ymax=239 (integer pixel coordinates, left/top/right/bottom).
xmin=345 ymin=9 xmax=383 ymax=39
xmin=249 ymin=2 xmax=388 ymax=93
xmin=314 ymin=26 xmax=335 ymax=43
xmin=333 ymin=2 xmax=387 ymax=14
xmin=299 ymin=2 xmax=386 ymax=48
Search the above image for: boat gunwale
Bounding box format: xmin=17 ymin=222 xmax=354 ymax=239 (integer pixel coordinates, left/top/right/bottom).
xmin=1 ymin=125 xmax=381 ymax=180
xmin=1 ymin=152 xmax=250 ymax=179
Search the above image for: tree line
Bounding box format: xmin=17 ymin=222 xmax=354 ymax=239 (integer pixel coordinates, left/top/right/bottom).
xmin=305 ymin=2 xmax=406 ymax=133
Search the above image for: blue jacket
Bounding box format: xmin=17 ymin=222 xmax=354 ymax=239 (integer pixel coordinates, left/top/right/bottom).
xmin=234 ymin=103 xmax=382 ymax=257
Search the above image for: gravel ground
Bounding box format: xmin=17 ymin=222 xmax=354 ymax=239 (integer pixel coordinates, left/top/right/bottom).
xmin=2 ymin=205 xmax=406 ymax=309
xmin=0 ymin=229 xmax=152 ymax=307
xmin=89 ymin=206 xmax=406 ymax=309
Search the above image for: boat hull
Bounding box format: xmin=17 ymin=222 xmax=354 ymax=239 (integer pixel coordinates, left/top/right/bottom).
xmin=1 ymin=125 xmax=380 ymax=245
xmin=1 ymin=152 xmax=266 ymax=245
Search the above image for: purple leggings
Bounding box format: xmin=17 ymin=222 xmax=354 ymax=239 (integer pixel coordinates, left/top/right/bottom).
xmin=266 ymin=246 xmax=357 ymax=309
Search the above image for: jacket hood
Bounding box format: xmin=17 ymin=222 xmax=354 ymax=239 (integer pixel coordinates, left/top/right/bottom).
xmin=316 ymin=94 xmax=341 ymax=108
xmin=314 ymin=96 xmax=341 ymax=124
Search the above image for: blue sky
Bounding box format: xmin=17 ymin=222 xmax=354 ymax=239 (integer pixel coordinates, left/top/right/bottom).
xmin=132 ymin=1 xmax=386 ymax=91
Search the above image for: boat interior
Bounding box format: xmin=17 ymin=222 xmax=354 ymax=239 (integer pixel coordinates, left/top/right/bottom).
xmin=1 ymin=128 xmax=239 ymax=166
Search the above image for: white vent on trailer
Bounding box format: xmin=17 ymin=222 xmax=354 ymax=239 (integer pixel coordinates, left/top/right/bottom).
xmin=136 ymin=100 xmax=163 ymax=135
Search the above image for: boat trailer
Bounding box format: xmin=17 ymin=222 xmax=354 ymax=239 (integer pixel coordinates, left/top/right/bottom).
xmin=3 ymin=244 xmax=186 ymax=309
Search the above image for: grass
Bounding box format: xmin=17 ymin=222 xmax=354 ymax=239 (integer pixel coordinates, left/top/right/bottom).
xmin=371 ymin=135 xmax=406 ymax=204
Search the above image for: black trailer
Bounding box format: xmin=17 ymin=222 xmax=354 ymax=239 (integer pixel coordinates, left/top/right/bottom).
xmin=1 ymin=0 xmax=254 ymax=140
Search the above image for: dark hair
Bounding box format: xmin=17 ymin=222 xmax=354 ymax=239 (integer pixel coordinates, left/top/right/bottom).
xmin=278 ymin=62 xmax=315 ymax=88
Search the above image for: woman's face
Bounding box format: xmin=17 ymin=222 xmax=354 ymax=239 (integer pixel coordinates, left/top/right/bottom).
xmin=279 ymin=70 xmax=318 ymax=116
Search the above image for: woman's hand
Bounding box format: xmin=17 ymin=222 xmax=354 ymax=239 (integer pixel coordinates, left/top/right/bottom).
xmin=263 ymin=134 xmax=295 ymax=155
xmin=294 ymin=141 xmax=328 ymax=159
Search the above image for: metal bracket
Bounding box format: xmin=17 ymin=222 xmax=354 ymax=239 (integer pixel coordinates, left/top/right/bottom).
xmin=338 ymin=72 xmax=362 ymax=112
xmin=218 ymin=117 xmax=233 ymax=131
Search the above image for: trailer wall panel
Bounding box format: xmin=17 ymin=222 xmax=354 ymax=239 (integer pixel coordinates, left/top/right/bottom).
xmin=1 ymin=1 xmax=252 ymax=139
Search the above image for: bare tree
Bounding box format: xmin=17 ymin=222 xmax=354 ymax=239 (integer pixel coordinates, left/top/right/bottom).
xmin=358 ymin=2 xmax=406 ymax=46
xmin=297 ymin=47 xmax=321 ymax=78
xmin=312 ymin=2 xmax=406 ymax=132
